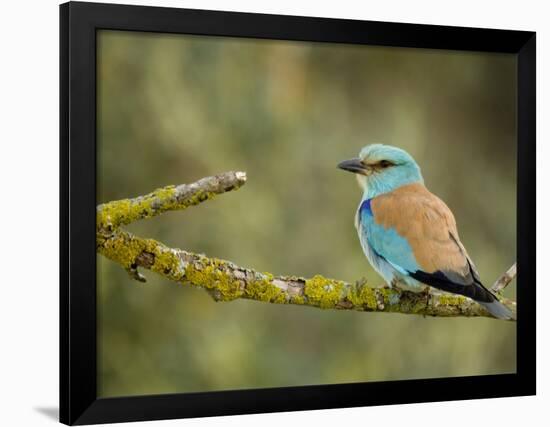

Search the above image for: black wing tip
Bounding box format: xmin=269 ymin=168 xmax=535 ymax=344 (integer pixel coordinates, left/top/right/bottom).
xmin=410 ymin=269 xmax=515 ymax=320
xmin=409 ymin=269 xmax=494 ymax=303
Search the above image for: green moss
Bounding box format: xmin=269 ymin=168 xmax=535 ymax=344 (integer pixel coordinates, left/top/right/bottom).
xmin=304 ymin=275 xmax=344 ymax=309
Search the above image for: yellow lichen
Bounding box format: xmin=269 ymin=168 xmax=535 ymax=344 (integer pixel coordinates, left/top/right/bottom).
xmin=98 ymin=231 xmax=145 ymax=268
xmin=346 ymin=283 xmax=379 ymax=310
xmin=153 ymin=248 xmax=183 ymax=279
xmin=154 ymin=186 xmax=176 ymax=201
xmin=183 ymin=258 xmax=244 ymax=301
xmin=97 ymin=185 xmax=218 ymax=231
xmin=97 ymin=199 xmax=134 ymax=230
xmin=438 ymin=294 xmax=463 ymax=306
xmin=187 ymin=190 xmax=217 ymax=207
xmin=304 ymin=275 xmax=344 ymax=309
xmin=244 ymin=273 xmax=288 ymax=304
xmin=291 ymin=295 xmax=305 ymax=305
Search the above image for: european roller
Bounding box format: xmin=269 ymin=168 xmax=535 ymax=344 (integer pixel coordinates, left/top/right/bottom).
xmin=338 ymin=144 xmax=513 ymax=320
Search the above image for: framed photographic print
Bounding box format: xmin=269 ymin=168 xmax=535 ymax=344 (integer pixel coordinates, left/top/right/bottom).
xmin=60 ymin=1 xmax=536 ymax=425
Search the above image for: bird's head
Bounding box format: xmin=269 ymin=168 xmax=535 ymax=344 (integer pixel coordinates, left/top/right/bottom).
xmin=338 ymin=144 xmax=424 ymax=198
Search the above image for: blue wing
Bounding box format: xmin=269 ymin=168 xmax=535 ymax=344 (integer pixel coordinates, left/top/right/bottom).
xmin=356 ymin=199 xmax=420 ymax=276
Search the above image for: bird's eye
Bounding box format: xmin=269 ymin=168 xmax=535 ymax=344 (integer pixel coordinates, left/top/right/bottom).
xmin=379 ymin=160 xmax=393 ymax=168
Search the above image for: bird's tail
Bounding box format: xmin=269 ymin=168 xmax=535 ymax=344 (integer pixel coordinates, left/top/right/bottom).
xmin=464 ymin=279 xmax=515 ymax=320
xmin=468 ymin=279 xmax=515 ymax=320
xmin=477 ymin=299 xmax=515 ymax=320
xmin=410 ymin=267 xmax=515 ymax=320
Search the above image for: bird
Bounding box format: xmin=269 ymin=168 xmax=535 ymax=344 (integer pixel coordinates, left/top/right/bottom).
xmin=337 ymin=144 xmax=513 ymax=320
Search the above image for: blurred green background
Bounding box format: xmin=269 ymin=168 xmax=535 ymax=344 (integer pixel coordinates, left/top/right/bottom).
xmin=97 ymin=30 xmax=516 ymax=398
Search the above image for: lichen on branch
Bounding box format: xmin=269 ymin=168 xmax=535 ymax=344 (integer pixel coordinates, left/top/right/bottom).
xmin=97 ymin=171 xmax=247 ymax=232
xmin=96 ymin=171 xmax=517 ymax=320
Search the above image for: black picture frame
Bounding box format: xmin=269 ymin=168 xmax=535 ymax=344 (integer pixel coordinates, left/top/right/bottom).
xmin=60 ymin=1 xmax=536 ymax=425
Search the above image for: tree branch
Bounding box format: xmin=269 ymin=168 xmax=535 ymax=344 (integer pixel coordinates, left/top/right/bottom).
xmin=97 ymin=171 xmax=247 ymax=231
xmin=491 ymin=262 xmax=517 ymax=293
xmin=96 ymin=171 xmax=516 ymax=321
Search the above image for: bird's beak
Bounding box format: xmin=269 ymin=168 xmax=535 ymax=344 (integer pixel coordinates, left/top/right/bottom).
xmin=337 ymin=158 xmax=368 ymax=175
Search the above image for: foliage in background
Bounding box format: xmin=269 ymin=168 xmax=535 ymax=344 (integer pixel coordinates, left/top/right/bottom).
xmin=97 ymin=30 xmax=516 ymax=397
